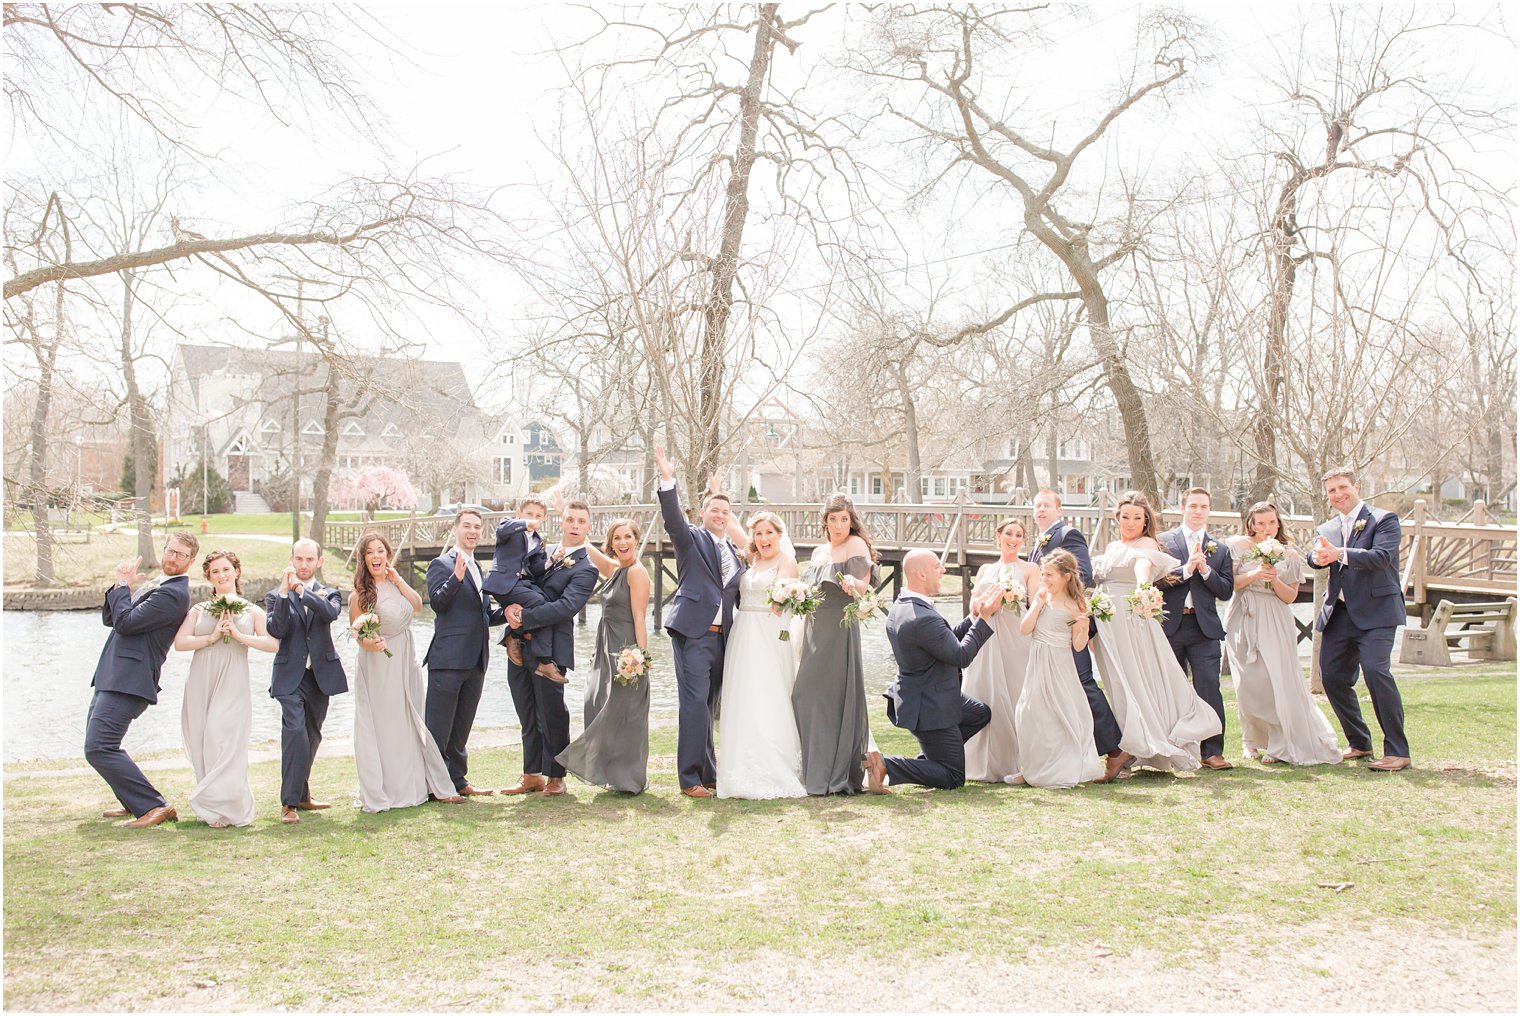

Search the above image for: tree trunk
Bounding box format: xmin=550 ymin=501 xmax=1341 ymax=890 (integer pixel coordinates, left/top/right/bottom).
xmin=1251 ymin=177 xmax=1302 ymax=503
xmin=119 ymin=270 xmax=156 ymax=561
xmin=896 ymin=362 xmax=922 ymax=503
xmin=26 ymin=289 xmax=60 ymax=585
xmin=694 ymin=3 xmax=776 ymax=483
xmin=307 ymin=362 xmax=342 ymax=550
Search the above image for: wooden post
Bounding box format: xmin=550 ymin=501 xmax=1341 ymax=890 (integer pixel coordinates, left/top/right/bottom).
xmin=1473 ymin=499 xmax=1488 ymax=526
xmin=1309 ymin=566 xmax=1327 ymax=694
xmin=958 ymin=491 xmax=971 ymax=617
xmin=1412 ymin=498 xmax=1428 ymax=622
xmin=1096 ymin=489 xmax=1111 ymax=548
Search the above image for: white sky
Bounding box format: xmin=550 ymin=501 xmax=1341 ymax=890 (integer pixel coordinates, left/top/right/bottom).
xmin=5 ymin=2 xmax=1516 ymax=412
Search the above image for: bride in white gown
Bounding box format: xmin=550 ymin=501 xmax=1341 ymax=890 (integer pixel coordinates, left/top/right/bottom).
xmin=716 ymin=511 xmax=807 ymax=800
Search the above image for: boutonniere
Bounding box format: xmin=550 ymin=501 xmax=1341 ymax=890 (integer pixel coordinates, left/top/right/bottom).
xmin=556 ymin=553 xmax=577 ymax=570
xmin=1204 ymin=540 xmax=1218 ymax=555
xmin=1037 ymin=533 xmax=1052 ymax=549
xmin=1353 ymin=519 xmax=1367 ymax=535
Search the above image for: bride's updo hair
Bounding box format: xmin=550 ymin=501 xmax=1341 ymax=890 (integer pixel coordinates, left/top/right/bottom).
xmin=1040 ymin=548 xmax=1088 ymax=615
xmin=820 ymin=492 xmax=878 ymax=562
xmin=601 ymin=518 xmax=641 ymax=558
xmin=745 ymin=511 xmax=788 ymax=561
xmin=1113 ymin=490 xmax=1159 ymax=540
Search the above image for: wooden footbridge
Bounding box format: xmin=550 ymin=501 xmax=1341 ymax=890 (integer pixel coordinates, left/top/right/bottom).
xmin=324 ymin=494 xmax=1515 ymax=640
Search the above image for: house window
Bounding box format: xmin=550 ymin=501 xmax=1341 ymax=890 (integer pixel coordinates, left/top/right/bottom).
xmin=381 ymin=423 xmax=401 ymax=438
xmin=934 ymin=477 xmax=947 ymax=497
xmin=919 ymin=477 xmax=930 ymax=497
xmin=1007 ymin=437 xmax=1021 ymax=458
xmin=228 ymin=434 xmax=251 ymax=454
xmin=870 ymin=475 xmax=883 ymax=497
xmin=501 ymin=432 xmax=516 ymax=446
xmin=342 ymin=421 xmax=364 ymax=437
xmin=1058 ymin=438 xmax=1088 ymax=460
xmin=848 ymin=476 xmax=860 ymax=496
xmin=301 ymin=420 xmax=324 ymax=435
xmin=494 ymin=457 xmax=513 ymax=485
xmin=260 ymin=419 xmax=280 ymax=434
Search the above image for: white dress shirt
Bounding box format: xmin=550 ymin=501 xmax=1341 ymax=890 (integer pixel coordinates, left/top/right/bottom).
xmin=1180 ymin=524 xmax=1209 ymax=609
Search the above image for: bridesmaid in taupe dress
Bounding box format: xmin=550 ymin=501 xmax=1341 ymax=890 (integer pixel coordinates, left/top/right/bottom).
xmin=1224 ymin=502 xmax=1342 ymax=766
xmin=174 ymin=550 xmax=275 ymax=827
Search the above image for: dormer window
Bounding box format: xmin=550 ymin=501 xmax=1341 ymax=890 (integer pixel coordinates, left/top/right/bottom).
xmin=342 ymin=421 xmax=364 ymax=437
xmin=301 ymin=420 xmax=325 ymax=435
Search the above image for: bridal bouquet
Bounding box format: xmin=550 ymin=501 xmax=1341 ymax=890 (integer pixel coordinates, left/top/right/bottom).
xmin=613 ymin=645 xmax=652 ymax=686
xmin=1125 ymin=583 xmax=1167 ymax=623
xmin=766 ymin=577 xmax=823 ymax=641
xmin=203 ymin=593 xmax=247 ymax=644
xmin=346 ymin=610 xmax=393 ymax=657
xmin=1086 ymin=589 xmax=1115 ymax=622
xmin=1245 ymin=538 xmax=1287 ymax=587
xmin=991 ymin=574 xmax=1027 ymax=614
xmin=841 ymin=587 xmax=885 ymax=628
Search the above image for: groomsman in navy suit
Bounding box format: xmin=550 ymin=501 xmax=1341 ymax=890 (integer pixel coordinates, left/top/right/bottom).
xmin=1028 ymin=490 xmax=1131 ymax=782
xmin=1158 ymin=487 xmax=1235 ymax=770
xmin=867 ymin=550 xmax=995 ymax=793
xmin=87 ymin=532 xmax=198 ymax=827
xmin=423 ymin=508 xmax=504 ymax=797
xmin=264 ymin=538 xmax=348 ymax=824
xmin=1309 ymin=466 xmax=1410 ymax=771
xmin=499 ymin=498 xmax=599 ymax=797
xmin=655 ymin=445 xmax=745 ymax=798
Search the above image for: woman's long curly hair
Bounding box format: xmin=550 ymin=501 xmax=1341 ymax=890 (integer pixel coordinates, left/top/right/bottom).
xmin=353 ymin=532 xmax=393 ymax=609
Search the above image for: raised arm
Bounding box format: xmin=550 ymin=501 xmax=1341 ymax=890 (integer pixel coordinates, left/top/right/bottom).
xmin=582 ymin=541 xmax=619 ymax=579
xmin=298 ymin=584 xmax=344 ymax=624
xmin=918 ymin=612 xmax=993 ymax=669
xmin=1346 ymin=514 xmax=1401 ymax=572
xmin=106 ymin=583 xmax=188 ymax=637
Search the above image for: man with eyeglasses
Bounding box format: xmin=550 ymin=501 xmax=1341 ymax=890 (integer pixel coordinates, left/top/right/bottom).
xmin=87 ymin=531 xmax=199 ymax=828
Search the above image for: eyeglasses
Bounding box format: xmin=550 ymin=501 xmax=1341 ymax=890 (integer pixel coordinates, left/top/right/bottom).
xmin=163 ymin=547 xmax=194 ymax=560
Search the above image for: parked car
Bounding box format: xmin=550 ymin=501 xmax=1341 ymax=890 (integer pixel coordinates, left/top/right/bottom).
xmin=432 ymin=502 xmax=492 ymax=517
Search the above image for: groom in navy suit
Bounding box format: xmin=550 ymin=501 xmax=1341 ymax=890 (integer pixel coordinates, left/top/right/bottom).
xmin=867 ymin=550 xmax=994 ymax=793
xmin=1309 ymin=465 xmax=1410 ymax=771
xmin=1158 ymin=487 xmax=1235 ymax=770
xmin=1028 ymin=490 xmax=1131 ymax=782
xmin=264 ymin=538 xmax=348 ymax=824
xmin=655 ymin=445 xmax=744 ymax=798
xmin=423 ymin=508 xmax=505 ymax=797
xmin=87 ymin=532 xmax=198 ymax=827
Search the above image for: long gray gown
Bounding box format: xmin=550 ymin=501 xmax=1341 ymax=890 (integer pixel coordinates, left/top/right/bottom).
xmin=557 ymin=567 xmax=649 ymax=793
xmin=181 ymin=605 xmax=256 ymax=826
xmin=792 ymin=554 xmax=874 ymax=795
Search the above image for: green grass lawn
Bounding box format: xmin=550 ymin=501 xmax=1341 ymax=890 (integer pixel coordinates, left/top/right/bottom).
xmin=3 ymin=666 xmax=1513 ymax=1010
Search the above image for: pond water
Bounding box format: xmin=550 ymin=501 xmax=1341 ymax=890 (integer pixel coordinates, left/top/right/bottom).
xmin=2 ymin=600 xmax=1321 ymax=762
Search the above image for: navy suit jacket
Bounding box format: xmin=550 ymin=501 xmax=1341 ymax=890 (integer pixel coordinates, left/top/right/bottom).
xmin=1309 ymin=504 xmax=1406 ymax=631
xmin=264 ymin=583 xmax=348 ymax=697
xmin=658 ymin=484 xmax=744 ymax=639
xmin=481 ymin=518 xmax=547 ymax=597
xmin=884 ymin=594 xmax=993 ymax=732
xmin=423 ymin=550 xmax=504 ymax=673
xmin=91 ymin=575 xmax=191 ymax=704
xmin=1158 ymin=527 xmax=1234 ymax=640
xmin=1029 ymin=520 xmax=1093 ymax=585
xmin=512 ymin=545 xmax=599 ymax=671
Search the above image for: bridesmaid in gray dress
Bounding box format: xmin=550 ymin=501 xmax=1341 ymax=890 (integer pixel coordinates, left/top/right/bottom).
xmin=792 ymin=493 xmax=878 ymax=796
xmin=174 ymin=550 xmax=274 ymax=827
xmin=1224 ymin=502 xmax=1342 ymax=765
xmin=349 ymin=534 xmax=463 ymax=812
xmin=557 ymin=518 xmax=653 ymax=794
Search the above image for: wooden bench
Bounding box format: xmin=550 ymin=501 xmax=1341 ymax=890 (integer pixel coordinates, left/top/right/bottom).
xmin=1400 ymin=598 xmax=1518 ymax=666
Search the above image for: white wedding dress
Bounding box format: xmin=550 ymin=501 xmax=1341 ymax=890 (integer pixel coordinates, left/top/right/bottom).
xmin=716 ymin=565 xmax=807 ymax=799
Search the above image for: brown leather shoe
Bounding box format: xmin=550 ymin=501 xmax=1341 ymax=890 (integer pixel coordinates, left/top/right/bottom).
xmin=102 ymin=807 xmax=129 ymax=818
xmin=865 ymin=750 xmax=891 ymax=795
xmin=1201 ymin=755 xmax=1234 ymax=770
xmin=542 ymin=777 xmax=566 ymax=796
xmin=535 ymin=662 xmax=569 ymax=685
xmin=1368 ymin=755 xmax=1411 ymax=772
xmin=296 ymin=798 xmax=330 ymax=811
xmin=124 ymin=805 xmax=177 ymax=828
xmin=501 ymin=775 xmax=547 ymax=795
xmin=459 ymin=783 xmax=495 ymax=797
xmin=280 ymin=806 xmax=300 ymax=824
xmin=1096 ymin=749 xmax=1134 ymax=784
xmin=680 ymin=785 xmax=714 ymax=798
xmin=506 ymin=635 xmax=524 ymax=666
xmin=702 ymin=781 xmax=717 ymax=791
xmin=1342 ymin=747 xmax=1374 ymax=761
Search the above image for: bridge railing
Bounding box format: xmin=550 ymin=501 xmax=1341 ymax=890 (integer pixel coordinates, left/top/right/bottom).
xmin=319 ymin=496 xmax=1515 ymax=604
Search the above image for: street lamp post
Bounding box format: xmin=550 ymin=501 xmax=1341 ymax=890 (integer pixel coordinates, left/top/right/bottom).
xmin=203 ymin=411 xmax=213 ymax=520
